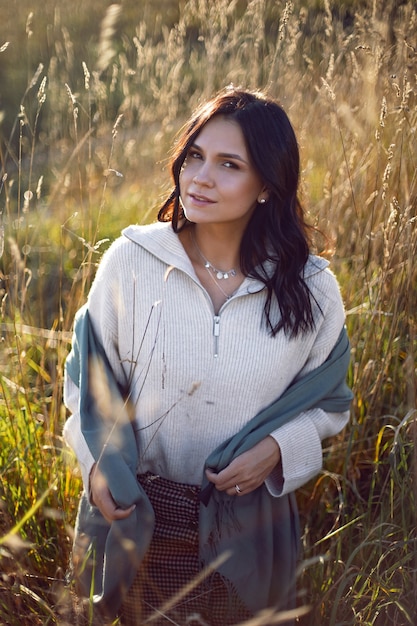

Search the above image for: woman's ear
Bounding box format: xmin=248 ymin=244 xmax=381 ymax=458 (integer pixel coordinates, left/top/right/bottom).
xmin=257 ymin=189 xmax=270 ymax=204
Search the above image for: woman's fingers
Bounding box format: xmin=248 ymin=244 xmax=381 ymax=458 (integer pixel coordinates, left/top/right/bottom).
xmin=205 ymin=436 xmax=281 ymax=496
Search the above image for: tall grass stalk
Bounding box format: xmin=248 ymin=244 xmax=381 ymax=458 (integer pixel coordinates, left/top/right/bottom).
xmin=0 ymin=0 xmax=416 ymax=623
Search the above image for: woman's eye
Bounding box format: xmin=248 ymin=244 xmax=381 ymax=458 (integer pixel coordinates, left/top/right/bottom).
xmin=188 ymin=150 xmax=202 ymax=160
xmin=182 ymin=151 xmax=200 ymax=169
xmin=223 ymin=161 xmax=238 ymax=169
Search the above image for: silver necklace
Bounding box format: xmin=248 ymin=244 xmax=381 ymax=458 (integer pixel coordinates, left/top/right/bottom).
xmin=191 ymin=231 xmax=237 ymax=280
xmin=205 ymin=264 xmax=234 ymax=300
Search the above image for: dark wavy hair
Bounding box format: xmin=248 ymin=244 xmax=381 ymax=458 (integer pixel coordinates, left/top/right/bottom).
xmin=158 ymin=87 xmax=318 ymax=337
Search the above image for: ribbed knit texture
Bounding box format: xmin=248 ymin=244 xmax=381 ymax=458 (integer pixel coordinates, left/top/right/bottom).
xmin=64 ymin=221 xmax=349 ymax=494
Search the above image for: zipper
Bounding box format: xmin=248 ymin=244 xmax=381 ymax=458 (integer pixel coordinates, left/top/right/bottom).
xmin=174 ymin=263 xmax=258 ymax=358
xmin=213 ymin=315 xmax=220 ymax=358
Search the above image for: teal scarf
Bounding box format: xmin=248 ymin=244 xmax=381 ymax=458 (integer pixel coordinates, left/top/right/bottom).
xmin=66 ymin=305 xmax=155 ymax=618
xmin=66 ymin=305 xmax=352 ymax=619
xmin=198 ymin=325 xmax=353 ymax=616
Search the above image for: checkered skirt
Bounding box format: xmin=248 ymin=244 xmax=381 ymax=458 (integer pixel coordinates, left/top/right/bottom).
xmin=119 ymin=472 xmax=252 ymax=626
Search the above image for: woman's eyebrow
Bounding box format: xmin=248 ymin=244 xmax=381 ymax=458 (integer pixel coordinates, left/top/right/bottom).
xmin=192 ymin=142 xmax=248 ymax=164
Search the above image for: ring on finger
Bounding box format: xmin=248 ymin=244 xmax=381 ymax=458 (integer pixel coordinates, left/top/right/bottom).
xmin=235 ymin=484 xmax=242 ymax=494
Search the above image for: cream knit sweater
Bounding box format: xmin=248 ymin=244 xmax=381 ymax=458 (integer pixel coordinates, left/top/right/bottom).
xmin=63 ymin=222 xmax=349 ymax=497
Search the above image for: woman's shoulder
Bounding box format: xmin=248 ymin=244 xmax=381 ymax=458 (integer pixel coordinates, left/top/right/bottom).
xmin=304 ymin=255 xmax=342 ymax=302
xmin=304 ymin=254 xmax=329 ymax=277
xmin=88 ymin=223 xmax=175 ymax=310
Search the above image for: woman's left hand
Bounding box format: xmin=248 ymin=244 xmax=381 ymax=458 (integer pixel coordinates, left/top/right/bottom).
xmin=205 ymin=436 xmax=281 ymax=496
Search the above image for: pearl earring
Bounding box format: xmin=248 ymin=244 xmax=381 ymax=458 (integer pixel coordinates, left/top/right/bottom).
xmin=259 ymin=198 xmax=266 ymax=204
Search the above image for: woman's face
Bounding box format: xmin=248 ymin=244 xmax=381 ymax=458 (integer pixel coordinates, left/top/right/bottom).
xmin=179 ymin=116 xmax=266 ymax=230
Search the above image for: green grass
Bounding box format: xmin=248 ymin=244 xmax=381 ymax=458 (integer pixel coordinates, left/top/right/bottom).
xmin=1 ymin=0 xmax=416 ymax=623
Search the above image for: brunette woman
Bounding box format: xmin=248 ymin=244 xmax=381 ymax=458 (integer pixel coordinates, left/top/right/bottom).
xmin=64 ymin=87 xmax=352 ymax=625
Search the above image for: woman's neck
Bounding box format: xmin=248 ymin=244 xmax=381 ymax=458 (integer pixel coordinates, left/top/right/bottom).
xmin=179 ymin=224 xmax=246 ymax=314
xmin=190 ymin=224 xmax=242 ymax=272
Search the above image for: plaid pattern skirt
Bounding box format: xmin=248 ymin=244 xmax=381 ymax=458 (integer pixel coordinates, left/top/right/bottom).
xmin=119 ymin=472 xmax=253 ymax=626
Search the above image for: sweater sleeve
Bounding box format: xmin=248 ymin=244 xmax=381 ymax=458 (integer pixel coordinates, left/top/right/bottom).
xmin=266 ymin=267 xmax=351 ymax=497
xmin=63 ymin=372 xmax=95 ymax=491
xmin=265 ymin=408 xmax=349 ymax=496
xmin=62 ymin=238 xmax=127 ymax=491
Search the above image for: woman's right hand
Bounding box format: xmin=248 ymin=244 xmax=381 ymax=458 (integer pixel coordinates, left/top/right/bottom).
xmin=89 ymin=463 xmax=136 ymax=523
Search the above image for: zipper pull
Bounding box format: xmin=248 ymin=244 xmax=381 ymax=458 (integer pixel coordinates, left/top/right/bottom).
xmin=213 ymin=315 xmax=220 ymax=358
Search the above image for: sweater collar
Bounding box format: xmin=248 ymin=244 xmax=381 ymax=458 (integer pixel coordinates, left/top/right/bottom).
xmin=122 ymin=222 xmax=264 ymax=296
xmin=121 ymin=222 xmax=329 ymax=281
xmin=123 ymin=222 xmax=192 ymax=275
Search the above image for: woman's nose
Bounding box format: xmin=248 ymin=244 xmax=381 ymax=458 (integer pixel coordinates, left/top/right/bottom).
xmin=192 ymin=162 xmax=214 ymax=186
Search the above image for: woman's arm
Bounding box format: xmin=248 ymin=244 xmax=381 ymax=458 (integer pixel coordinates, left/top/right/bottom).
xmin=207 ymin=268 xmax=351 ymax=498
xmin=63 ymin=373 xmax=95 ymax=492
xmin=266 ymin=407 xmax=349 ymax=496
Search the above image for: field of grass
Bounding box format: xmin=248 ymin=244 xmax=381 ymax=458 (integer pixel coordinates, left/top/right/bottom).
xmin=0 ymin=0 xmax=416 ymax=624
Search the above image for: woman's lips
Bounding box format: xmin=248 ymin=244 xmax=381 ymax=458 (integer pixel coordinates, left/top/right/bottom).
xmin=189 ymin=193 xmax=216 ymax=204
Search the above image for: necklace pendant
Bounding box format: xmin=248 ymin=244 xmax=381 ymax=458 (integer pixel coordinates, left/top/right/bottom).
xmin=191 ymin=231 xmax=237 ymax=283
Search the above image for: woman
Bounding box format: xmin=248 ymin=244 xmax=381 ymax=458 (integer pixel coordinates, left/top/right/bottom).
xmin=64 ymin=87 xmax=352 ymax=625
